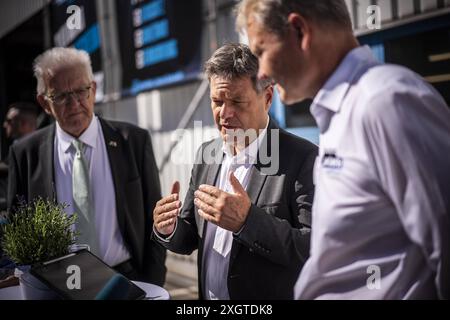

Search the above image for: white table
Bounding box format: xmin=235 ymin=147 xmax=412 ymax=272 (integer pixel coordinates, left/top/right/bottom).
xmin=134 ymin=281 xmax=170 ymax=300
xmin=0 ymin=280 xmax=170 ymax=300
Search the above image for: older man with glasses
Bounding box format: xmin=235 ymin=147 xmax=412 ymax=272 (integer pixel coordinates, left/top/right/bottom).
xmin=7 ymin=47 xmax=167 ymax=286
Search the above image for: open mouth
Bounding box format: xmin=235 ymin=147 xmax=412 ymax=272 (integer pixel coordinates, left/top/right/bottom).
xmin=221 ymin=125 xmax=238 ymax=131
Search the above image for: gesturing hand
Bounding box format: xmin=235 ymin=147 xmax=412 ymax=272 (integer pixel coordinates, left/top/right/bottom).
xmin=194 ymin=171 xmax=251 ymax=233
xmin=153 ymin=181 xmax=181 ymax=235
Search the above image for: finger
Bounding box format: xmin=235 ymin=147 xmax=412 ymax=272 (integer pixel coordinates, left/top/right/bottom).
xmin=194 ymin=190 xmax=217 ymax=207
xmin=159 ymin=217 xmax=177 ymax=229
xmin=161 ymin=201 xmax=181 ymax=214
xmin=198 ymin=209 xmax=216 ymax=224
xmin=229 ymin=171 xmax=245 ymax=195
xmin=198 ymin=184 xmax=221 ymax=198
xmin=156 ymin=209 xmax=178 ymax=225
xmin=194 ymin=198 xmax=220 ymax=217
xmin=157 ymin=194 xmax=179 ymax=207
xmin=171 ymin=181 xmax=180 ymax=195
xmin=155 ymin=200 xmax=181 ymax=215
xmin=155 ymin=209 xmax=179 ymax=224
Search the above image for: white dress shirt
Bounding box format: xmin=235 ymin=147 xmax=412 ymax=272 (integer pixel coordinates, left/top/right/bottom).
xmin=54 ymin=116 xmax=131 ymax=267
xmin=295 ymin=46 xmax=450 ymax=299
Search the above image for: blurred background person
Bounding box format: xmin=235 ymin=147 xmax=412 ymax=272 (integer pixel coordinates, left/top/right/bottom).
xmin=1 ymin=102 xmax=38 ymax=226
xmin=0 ymin=102 xmax=38 ymax=286
xmin=3 ymin=102 xmax=38 ymax=144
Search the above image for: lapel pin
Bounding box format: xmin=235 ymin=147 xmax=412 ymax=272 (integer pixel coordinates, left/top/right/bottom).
xmin=109 ymin=141 xmax=118 ymax=148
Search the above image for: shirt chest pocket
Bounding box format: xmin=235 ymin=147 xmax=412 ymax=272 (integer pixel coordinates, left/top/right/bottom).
xmin=317 ymin=152 xmax=380 ymax=198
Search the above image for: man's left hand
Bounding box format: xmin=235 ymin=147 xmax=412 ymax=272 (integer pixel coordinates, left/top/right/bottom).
xmin=194 ymin=171 xmax=251 ymax=233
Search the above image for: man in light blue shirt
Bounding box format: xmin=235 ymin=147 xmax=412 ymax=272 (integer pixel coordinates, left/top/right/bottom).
xmin=237 ymin=0 xmax=450 ymax=299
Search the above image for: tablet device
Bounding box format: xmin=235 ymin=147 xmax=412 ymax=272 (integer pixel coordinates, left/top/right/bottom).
xmin=30 ymin=249 xmax=146 ymax=300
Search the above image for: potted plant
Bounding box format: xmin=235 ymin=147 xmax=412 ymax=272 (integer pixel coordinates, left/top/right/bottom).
xmin=1 ymin=197 xmax=77 ymax=300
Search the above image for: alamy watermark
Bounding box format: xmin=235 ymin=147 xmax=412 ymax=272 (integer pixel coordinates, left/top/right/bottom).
xmin=170 ymin=121 xmax=280 ymax=175
xmin=367 ymin=5 xmax=382 ymax=30
xmin=366 ymin=265 xmax=381 ymax=290
xmin=66 ymin=265 xmax=81 ymax=290
xmin=66 ymin=5 xmax=83 ymax=30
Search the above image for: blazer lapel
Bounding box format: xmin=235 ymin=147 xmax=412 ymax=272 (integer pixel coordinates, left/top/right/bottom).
xmin=99 ymin=119 xmax=128 ymax=235
xmin=204 ymin=138 xmax=224 ymax=187
xmin=229 ymin=120 xmax=278 ymax=266
xmin=197 ymin=139 xmax=223 ymax=238
xmin=39 ymin=124 xmax=56 ymax=200
xmin=245 ymin=166 xmax=268 ymax=205
xmin=229 ymin=164 xmax=268 ymax=266
xmin=244 ymin=119 xmax=275 ymax=204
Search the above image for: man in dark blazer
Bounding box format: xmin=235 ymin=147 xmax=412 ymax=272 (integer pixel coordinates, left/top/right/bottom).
xmin=153 ymin=43 xmax=317 ymax=299
xmin=7 ymin=47 xmax=166 ymax=285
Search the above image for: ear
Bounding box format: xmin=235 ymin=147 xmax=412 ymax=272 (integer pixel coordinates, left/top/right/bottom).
xmin=264 ymin=85 xmax=274 ymax=112
xmin=37 ymin=94 xmax=53 ymax=116
xmin=287 ymin=13 xmax=312 ymax=51
xmin=91 ymin=81 xmax=97 ymax=97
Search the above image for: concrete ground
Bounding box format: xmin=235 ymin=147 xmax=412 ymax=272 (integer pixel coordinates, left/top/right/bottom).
xmin=163 ymin=252 xmax=199 ymax=300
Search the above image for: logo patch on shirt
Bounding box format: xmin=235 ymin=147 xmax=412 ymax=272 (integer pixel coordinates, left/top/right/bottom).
xmin=321 ymin=150 xmax=343 ymax=170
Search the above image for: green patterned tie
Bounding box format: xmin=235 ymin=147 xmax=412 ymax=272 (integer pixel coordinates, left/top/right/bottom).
xmin=72 ymin=140 xmax=99 ymax=255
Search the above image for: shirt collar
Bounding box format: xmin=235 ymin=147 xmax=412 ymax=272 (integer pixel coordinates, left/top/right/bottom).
xmin=222 ymin=117 xmax=270 ymax=165
xmin=310 ymin=45 xmax=379 ymax=132
xmin=56 ymin=116 xmax=98 ymax=153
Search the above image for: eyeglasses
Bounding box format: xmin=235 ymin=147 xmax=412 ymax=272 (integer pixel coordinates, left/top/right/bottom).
xmin=46 ymin=85 xmax=92 ymax=106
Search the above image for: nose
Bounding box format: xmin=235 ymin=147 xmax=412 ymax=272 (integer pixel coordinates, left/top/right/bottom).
xmin=219 ymin=103 xmax=234 ymax=121
xmin=66 ymin=93 xmax=81 ymax=107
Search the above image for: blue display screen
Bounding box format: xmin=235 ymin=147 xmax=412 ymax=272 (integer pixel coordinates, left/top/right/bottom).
xmin=117 ymin=0 xmax=203 ymax=95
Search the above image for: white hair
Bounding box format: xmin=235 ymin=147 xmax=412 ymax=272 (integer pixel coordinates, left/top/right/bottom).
xmin=33 ymin=47 xmax=94 ymax=95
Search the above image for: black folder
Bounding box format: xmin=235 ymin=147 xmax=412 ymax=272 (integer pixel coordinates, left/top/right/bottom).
xmin=30 ymin=249 xmax=146 ymax=300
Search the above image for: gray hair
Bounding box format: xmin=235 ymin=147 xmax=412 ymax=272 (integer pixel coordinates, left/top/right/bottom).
xmin=236 ymin=0 xmax=352 ymax=36
xmin=33 ymin=47 xmax=94 ymax=95
xmin=204 ymin=43 xmax=272 ymax=93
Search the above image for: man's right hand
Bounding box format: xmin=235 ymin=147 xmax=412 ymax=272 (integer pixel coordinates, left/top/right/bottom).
xmin=153 ymin=181 xmax=181 ymax=236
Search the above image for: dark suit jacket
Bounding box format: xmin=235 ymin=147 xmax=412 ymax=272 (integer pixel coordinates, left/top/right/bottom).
xmin=156 ymin=120 xmax=318 ymax=299
xmin=7 ymin=118 xmax=166 ymax=285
